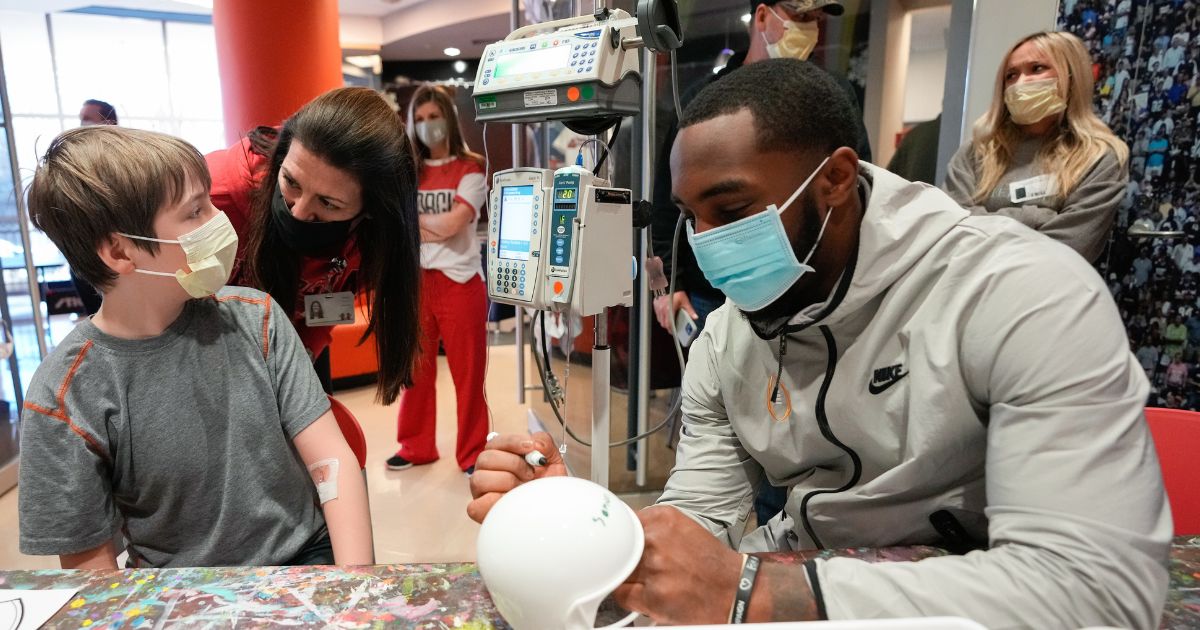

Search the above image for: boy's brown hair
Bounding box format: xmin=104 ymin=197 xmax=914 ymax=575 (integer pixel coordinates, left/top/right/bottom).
xmin=27 ymin=126 xmax=211 ymax=291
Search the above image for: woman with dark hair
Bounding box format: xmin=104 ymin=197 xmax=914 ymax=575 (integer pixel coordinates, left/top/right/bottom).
xmin=206 ymin=87 xmax=421 ymax=405
xmin=387 ymin=85 xmax=490 ymax=474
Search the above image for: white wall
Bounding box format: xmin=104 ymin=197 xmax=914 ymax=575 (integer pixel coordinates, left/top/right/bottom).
xmin=936 ymin=0 xmax=1059 ymax=184
xmin=902 ymin=5 xmax=950 ymax=124
xmin=339 ymin=14 xmax=383 ymax=50
xmin=864 ymin=0 xmax=912 ymax=166
xmin=904 ymin=48 xmax=947 ymax=123
xmin=382 ymin=0 xmax=511 ymax=45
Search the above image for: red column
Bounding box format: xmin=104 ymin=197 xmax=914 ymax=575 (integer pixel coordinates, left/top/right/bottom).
xmin=212 ymin=0 xmax=344 ymax=145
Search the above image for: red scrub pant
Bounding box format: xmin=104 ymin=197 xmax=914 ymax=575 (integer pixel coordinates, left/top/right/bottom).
xmin=396 ymin=269 xmax=490 ymax=470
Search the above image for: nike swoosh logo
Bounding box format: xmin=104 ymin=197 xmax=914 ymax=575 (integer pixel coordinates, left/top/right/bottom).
xmin=868 ymin=371 xmax=909 ymax=395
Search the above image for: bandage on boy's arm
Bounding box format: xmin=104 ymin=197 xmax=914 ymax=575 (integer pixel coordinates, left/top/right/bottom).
xmin=293 ymin=410 xmax=374 ymax=565
xmin=60 ymin=539 xmax=119 ymax=570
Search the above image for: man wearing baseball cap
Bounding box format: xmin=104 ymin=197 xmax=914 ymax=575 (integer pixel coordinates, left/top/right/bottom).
xmin=651 ymin=0 xmax=870 ymax=529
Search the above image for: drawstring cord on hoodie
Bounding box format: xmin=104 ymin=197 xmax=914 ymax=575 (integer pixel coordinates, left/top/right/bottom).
xmin=767 ymin=335 xmax=792 ymax=422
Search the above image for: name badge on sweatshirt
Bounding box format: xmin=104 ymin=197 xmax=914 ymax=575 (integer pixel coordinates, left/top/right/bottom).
xmin=1009 ymin=175 xmax=1058 ymax=204
xmin=304 ymin=292 xmax=356 ymax=327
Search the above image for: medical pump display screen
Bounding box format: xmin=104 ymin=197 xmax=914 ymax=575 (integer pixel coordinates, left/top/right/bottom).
xmin=493 ymin=45 xmax=571 ymax=78
xmin=499 ymin=185 xmax=536 ymax=261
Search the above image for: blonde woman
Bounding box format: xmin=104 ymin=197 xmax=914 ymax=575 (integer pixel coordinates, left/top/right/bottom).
xmin=944 ymin=31 xmax=1129 ymax=263
xmin=389 ymin=85 xmax=491 ymax=474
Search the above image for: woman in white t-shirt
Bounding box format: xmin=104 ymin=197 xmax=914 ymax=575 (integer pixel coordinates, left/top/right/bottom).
xmin=388 ymin=85 xmax=491 ymax=474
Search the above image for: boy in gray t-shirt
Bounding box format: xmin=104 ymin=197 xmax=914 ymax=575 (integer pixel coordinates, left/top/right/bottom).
xmin=18 ymin=126 xmax=373 ymax=568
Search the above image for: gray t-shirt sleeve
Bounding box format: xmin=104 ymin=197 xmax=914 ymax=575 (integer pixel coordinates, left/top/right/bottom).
xmin=266 ymin=296 xmax=331 ymax=438
xmin=18 ymin=403 xmax=117 ymax=556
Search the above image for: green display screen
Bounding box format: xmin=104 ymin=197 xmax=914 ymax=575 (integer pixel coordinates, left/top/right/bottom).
xmin=556 ymin=188 xmax=577 ymax=200
xmin=493 ymin=45 xmax=571 ymax=78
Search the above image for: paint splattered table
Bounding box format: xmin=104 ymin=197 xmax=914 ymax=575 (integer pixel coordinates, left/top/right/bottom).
xmin=1 ymin=538 xmax=1196 ymax=628
xmin=0 ymin=563 xmax=505 ymax=629
xmin=1162 ymin=535 xmax=1200 ymax=630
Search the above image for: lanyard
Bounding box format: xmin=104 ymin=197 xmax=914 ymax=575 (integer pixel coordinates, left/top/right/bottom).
xmin=319 ymin=257 xmax=349 ymax=294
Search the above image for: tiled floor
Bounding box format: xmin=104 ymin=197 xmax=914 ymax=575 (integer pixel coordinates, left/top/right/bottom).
xmin=0 ymin=342 xmax=670 ymax=570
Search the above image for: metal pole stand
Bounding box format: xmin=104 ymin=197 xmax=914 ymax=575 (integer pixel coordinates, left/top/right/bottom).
xmin=591 ymin=308 xmax=611 ymax=487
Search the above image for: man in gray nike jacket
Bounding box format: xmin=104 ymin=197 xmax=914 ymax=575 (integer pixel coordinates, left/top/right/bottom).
xmin=469 ymin=59 xmax=1170 ymax=629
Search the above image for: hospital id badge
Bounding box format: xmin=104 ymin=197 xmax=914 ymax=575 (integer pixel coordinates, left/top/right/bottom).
xmin=304 ymin=292 xmax=355 ymax=327
xmin=1009 ymin=174 xmax=1057 ymax=204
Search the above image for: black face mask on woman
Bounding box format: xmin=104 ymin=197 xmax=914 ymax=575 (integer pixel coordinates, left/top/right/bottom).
xmin=271 ymin=185 xmax=356 ymax=256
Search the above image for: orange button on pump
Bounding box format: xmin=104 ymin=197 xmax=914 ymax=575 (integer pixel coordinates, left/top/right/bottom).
xmin=554 ymin=281 xmax=564 ymax=294
xmin=566 ymin=86 xmax=581 ymax=102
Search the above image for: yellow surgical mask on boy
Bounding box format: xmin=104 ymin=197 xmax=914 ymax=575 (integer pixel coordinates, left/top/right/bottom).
xmin=120 ymin=211 xmax=239 ymax=298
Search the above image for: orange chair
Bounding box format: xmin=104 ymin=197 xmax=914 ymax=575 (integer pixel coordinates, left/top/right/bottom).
xmin=329 ymin=293 xmax=378 ymax=388
xmin=1145 ymin=407 xmax=1200 ymax=535
xmin=329 ymin=395 xmax=367 ymax=470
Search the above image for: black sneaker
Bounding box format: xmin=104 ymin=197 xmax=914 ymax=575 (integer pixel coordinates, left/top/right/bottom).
xmin=386 ymin=453 xmax=414 ymax=470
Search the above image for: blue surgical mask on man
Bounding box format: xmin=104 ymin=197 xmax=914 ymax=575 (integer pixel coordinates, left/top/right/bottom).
xmin=687 ymin=157 xmax=832 ymax=312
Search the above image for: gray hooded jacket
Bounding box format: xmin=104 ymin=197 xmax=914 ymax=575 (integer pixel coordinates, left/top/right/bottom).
xmin=657 ymin=164 xmax=1170 ymax=629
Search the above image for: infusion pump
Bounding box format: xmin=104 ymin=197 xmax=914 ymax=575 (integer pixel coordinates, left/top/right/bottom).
xmin=473 ymin=9 xmax=642 ymax=124
xmin=486 ymin=166 xmax=633 ymax=316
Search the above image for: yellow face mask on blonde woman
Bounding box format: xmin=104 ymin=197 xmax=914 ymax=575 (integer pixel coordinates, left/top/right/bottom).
xmin=1005 ymin=78 xmax=1067 ymax=125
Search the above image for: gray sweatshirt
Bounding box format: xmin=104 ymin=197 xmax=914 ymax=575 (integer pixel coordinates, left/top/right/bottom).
xmin=943 ymin=136 xmax=1128 ymax=262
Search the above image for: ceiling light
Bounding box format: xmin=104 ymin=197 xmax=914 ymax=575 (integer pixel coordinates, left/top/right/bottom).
xmin=444 ymin=47 xmax=462 ymax=57
xmin=741 ymin=13 xmax=751 ymax=24
xmin=454 ymin=60 xmax=468 ymax=73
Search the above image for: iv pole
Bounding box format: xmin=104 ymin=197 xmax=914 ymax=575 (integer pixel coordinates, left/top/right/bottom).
xmin=589 ymin=0 xmax=611 ymax=487
xmin=494 ymin=0 xmax=681 ymax=488
xmin=511 ymin=0 xmax=526 ymax=405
